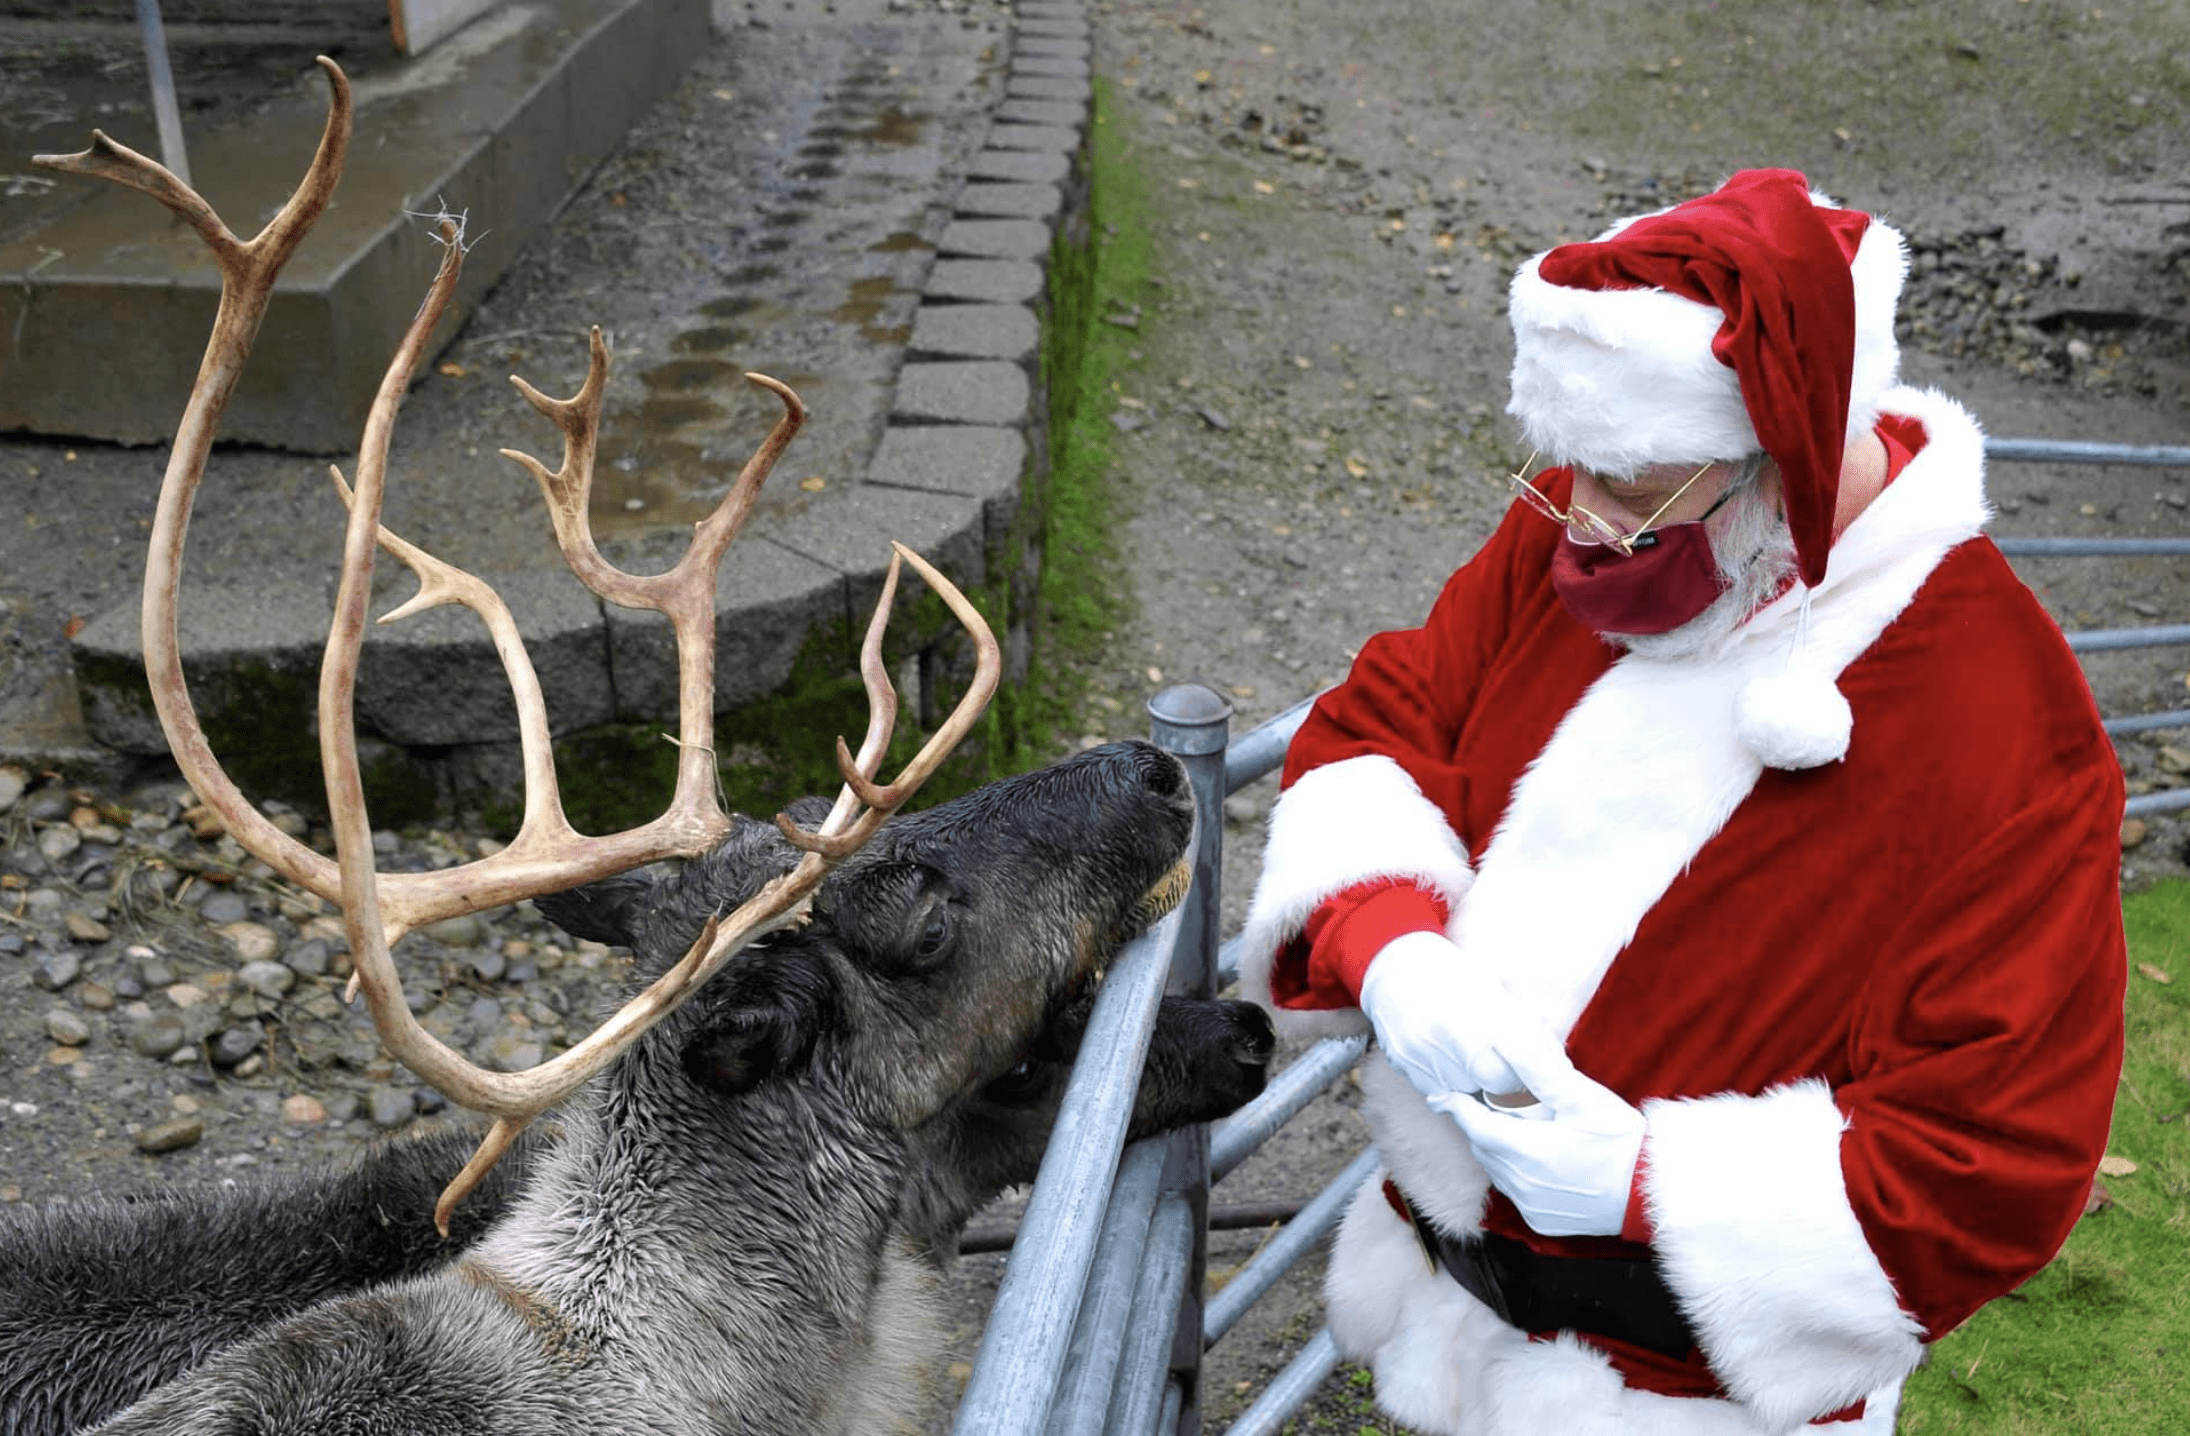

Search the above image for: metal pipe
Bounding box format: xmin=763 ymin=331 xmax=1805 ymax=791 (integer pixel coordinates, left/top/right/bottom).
xmin=1223 ymin=694 xmax=1317 ymax=796
xmin=1985 ymin=438 xmax=2190 ymax=468
xmin=1102 ymin=1194 xmax=1195 ymax=1436
xmin=2104 ymin=710 xmax=2190 ymax=737
xmin=1217 ymin=1327 xmax=1344 ymax=1436
xmin=1050 ymin=1141 xmax=1170 ymax=1436
xmin=951 ymin=907 xmax=1183 ymax=1434
xmin=2064 ymin=624 xmax=2190 ymax=653
xmin=1996 ymin=537 xmax=2190 ymax=556
xmin=1210 ymin=1036 xmax=1368 ymax=1180
xmin=1204 ymin=1148 xmax=1379 ymax=1346
xmin=134 ymin=0 xmax=191 ymax=188
xmin=2126 ymin=787 xmax=2190 ymax=818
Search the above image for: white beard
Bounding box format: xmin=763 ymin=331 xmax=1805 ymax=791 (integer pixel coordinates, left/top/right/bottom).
xmin=1605 ymin=482 xmax=1798 ymax=662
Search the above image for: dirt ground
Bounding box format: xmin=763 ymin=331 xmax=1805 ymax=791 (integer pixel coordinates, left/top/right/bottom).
xmin=1054 ymin=0 xmax=2189 ymax=1429
xmin=1 ymin=0 xmax=2186 ymax=1431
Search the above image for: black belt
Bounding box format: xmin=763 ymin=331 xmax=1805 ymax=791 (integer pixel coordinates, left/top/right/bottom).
xmin=1386 ymin=1181 xmax=1699 ymax=1361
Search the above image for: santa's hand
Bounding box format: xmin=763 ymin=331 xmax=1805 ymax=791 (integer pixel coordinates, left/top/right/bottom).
xmin=1357 ymin=931 xmax=1557 ymax=1101
xmin=1434 ymin=1041 xmax=1645 ymax=1239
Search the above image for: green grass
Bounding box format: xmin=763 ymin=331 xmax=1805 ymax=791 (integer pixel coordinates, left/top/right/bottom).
xmin=999 ymin=78 xmax=1152 ymax=765
xmin=1900 ymin=879 xmax=2190 ymax=1433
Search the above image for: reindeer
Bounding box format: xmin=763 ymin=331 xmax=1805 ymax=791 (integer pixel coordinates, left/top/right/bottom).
xmin=17 ymin=58 xmax=1271 ymax=1435
xmin=2 ymin=789 xmax=1274 ymax=1436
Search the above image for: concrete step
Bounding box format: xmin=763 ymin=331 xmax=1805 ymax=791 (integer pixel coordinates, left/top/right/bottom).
xmin=0 ymin=0 xmax=711 ymax=452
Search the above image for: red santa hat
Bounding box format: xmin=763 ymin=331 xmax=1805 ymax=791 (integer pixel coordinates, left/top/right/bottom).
xmin=1505 ymin=168 xmax=1909 ymax=589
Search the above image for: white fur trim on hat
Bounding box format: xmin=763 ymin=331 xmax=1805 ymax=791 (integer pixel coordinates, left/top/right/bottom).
xmin=1505 ymin=189 xmax=1909 ymax=476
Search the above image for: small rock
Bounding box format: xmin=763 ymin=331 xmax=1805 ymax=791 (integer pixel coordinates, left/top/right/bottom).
xmin=198 ymin=889 xmax=249 ymax=925
xmin=44 ymin=1009 xmax=91 ymax=1046
xmin=232 ymin=1053 xmax=264 ymax=1079
xmin=323 ymin=1091 xmax=361 ymax=1123
xmin=284 ymin=939 xmax=333 ymax=978
xmin=209 ymin=1025 xmax=264 ymax=1069
xmin=135 ymin=950 xmax=176 ymax=987
xmin=422 ymin=914 xmax=485 ymax=949
xmin=128 ymin=1012 xmax=188 ymax=1059
xmin=2122 ymin=817 xmax=2149 ymax=849
xmin=372 ymin=829 xmax=401 ymax=856
xmin=2157 ymin=745 xmax=2190 ymax=776
xmin=221 ymin=921 xmax=281 ymax=964
xmin=63 ymin=911 xmax=111 ymax=944
xmin=367 ymin=1085 xmax=415 ymax=1129
xmin=1195 ymin=406 xmax=1232 ymax=432
xmin=0 ymin=765 xmax=25 ymax=814
xmin=478 ymin=1031 xmax=545 ymax=1073
xmin=136 ymin=1118 xmax=205 ymax=1154
xmin=37 ymin=826 xmax=82 ymax=865
xmin=470 ymin=948 xmax=507 ymax=982
xmin=181 ymin=805 xmax=226 ymax=840
xmin=33 ymin=949 xmax=82 ymax=991
xmin=281 ymin=1093 xmax=327 ymax=1125
xmin=165 ymin=983 xmax=209 ymax=1010
xmin=78 ymin=981 xmax=116 ymax=1011
xmin=236 ymin=960 xmax=297 ymax=999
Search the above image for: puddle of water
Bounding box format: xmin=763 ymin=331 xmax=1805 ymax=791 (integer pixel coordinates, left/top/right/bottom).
xmin=852 ymin=107 xmax=927 ymax=148
xmin=831 ymin=274 xmax=915 ymax=346
xmin=674 ymin=326 xmax=744 ymax=353
xmin=868 ymin=231 xmax=934 ymax=255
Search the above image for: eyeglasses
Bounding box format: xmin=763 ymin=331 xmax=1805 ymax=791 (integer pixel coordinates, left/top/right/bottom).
xmin=1506 ymin=453 xmax=1719 ymax=557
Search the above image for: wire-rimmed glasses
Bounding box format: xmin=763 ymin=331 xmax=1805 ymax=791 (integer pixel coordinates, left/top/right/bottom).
xmin=1506 ymin=452 xmax=1718 ymax=556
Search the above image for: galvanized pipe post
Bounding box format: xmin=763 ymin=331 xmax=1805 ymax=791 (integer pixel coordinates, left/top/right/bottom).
xmin=1147 ymin=683 xmax=1233 ymax=1435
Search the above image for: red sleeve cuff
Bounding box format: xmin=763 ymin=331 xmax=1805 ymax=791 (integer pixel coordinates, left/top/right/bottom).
xmin=1269 ymin=879 xmax=1450 ymax=1010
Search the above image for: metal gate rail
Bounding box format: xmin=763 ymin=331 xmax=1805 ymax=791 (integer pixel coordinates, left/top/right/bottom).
xmin=949 ymin=435 xmax=2185 ymax=1435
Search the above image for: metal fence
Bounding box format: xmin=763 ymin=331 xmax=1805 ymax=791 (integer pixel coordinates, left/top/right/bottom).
xmin=947 ymin=435 xmax=2189 ymax=1435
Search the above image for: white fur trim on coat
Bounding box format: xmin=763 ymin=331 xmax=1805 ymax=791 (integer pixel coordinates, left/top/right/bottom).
xmin=1505 ymin=191 xmax=1909 ymax=479
xmin=1641 ymin=1080 xmax=1927 ymax=1430
xmin=1236 ymin=756 xmax=1474 ymax=1039
xmin=1330 ymin=1117 xmax=1911 ymax=1435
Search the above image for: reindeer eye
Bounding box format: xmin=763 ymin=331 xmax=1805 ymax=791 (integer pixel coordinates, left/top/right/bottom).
xmin=911 ymin=906 xmax=954 ymax=967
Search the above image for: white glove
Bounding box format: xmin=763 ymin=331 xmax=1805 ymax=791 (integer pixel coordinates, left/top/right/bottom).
xmin=1435 ymin=1036 xmax=1646 ymax=1238
xmin=1357 ymin=930 xmax=1558 ymax=1102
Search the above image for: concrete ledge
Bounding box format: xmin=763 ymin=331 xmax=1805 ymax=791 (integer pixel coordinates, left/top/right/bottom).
xmin=988 ymin=122 xmax=1082 ymax=154
xmin=911 ymin=302 xmax=1042 ymax=363
xmin=0 ymin=0 xmax=709 ymax=452
xmin=939 ymin=218 xmax=1056 ymax=261
xmin=955 ymin=181 xmax=1065 ymax=221
xmin=925 ymin=258 xmax=1048 ymax=305
xmin=893 ymin=362 xmax=1035 ymax=426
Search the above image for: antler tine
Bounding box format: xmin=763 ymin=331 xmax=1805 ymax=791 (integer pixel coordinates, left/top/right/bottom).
xmin=780 ymin=543 xmax=1003 ymax=860
xmin=31 ymin=59 xmax=355 ymax=911
xmin=502 ymin=360 xmax=806 ymax=839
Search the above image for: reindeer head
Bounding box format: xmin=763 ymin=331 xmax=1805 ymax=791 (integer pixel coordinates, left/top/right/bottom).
xmin=536 ymin=741 xmax=1196 ymax=1129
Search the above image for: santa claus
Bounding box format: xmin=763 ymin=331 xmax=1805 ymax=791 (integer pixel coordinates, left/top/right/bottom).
xmin=1238 ymin=169 xmax=2125 ymax=1435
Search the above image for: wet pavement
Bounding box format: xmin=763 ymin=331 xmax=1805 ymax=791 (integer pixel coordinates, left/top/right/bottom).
xmin=0 ymin=0 xmax=1080 ymax=793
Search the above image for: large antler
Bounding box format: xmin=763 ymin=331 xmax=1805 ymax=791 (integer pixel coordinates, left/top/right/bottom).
xmin=35 ymin=58 xmax=1001 ymax=1232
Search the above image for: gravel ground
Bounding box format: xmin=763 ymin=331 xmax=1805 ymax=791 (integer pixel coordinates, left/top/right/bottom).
xmin=3 ymin=1 xmax=2188 ymax=1432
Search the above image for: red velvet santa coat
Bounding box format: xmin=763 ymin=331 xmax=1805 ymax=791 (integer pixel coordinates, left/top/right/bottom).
xmin=1237 ymin=386 xmax=2126 ymax=1435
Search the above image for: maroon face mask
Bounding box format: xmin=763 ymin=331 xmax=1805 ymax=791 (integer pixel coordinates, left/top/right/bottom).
xmin=1549 ymin=523 xmax=1728 ymax=636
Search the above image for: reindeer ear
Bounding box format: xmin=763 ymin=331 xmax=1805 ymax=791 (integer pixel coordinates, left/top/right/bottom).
xmin=680 ymin=954 xmax=836 ymax=1096
xmin=532 ymin=871 xmax=659 ymax=948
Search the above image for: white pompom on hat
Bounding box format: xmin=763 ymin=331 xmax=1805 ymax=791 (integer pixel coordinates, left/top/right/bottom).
xmin=1506 ymin=169 xmax=1912 ymax=769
